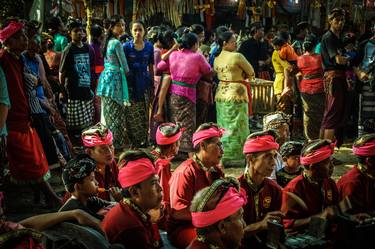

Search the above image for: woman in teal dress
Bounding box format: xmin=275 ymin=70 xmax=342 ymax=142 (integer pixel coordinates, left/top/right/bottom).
xmin=97 ymin=15 xmax=130 ymax=150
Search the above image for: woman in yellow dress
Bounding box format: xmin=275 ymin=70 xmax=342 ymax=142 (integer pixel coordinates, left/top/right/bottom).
xmin=214 ymin=31 xmax=255 ymax=164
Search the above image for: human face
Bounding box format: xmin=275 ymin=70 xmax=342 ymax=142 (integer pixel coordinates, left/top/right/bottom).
xmin=78 ymin=172 xmax=99 ymax=197
xmin=364 ymin=156 xmax=375 ymax=177
xmin=6 ymin=29 xmax=28 ymax=52
xmin=255 ymin=28 xmax=264 ymax=39
xmin=221 ymin=208 xmax=246 ymax=249
xmin=88 ymin=144 xmax=114 ymax=165
xmin=310 ymin=157 xmax=331 ymax=180
xmin=285 ymin=155 xmax=300 ymax=170
xmin=131 ymin=23 xmax=145 ymax=40
xmin=250 ymin=150 xmax=277 ymax=177
xmin=275 ymin=124 xmax=290 ymax=146
xmin=70 ymin=27 xmax=83 ymax=43
xmin=137 ymin=174 xmax=163 ymax=210
xmin=112 ymin=19 xmax=125 ymax=38
xmin=27 ymin=35 xmax=41 ymax=58
xmin=201 ymin=137 xmax=224 ymax=167
xmin=223 ymin=35 xmax=237 ymax=52
xmin=329 ymin=16 xmax=345 ymax=33
xmin=197 ymin=31 xmax=205 ymax=43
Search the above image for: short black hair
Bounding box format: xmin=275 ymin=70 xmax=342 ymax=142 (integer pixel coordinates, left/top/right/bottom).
xmin=62 ymin=154 xmax=96 ymax=193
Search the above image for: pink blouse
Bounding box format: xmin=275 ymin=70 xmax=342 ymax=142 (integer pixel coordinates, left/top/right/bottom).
xmin=157 ymin=49 xmax=211 ymax=103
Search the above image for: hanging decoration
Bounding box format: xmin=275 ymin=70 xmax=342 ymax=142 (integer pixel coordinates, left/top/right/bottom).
xmin=266 ymin=0 xmax=276 ymax=9
xmin=311 ymin=0 xmax=321 ymax=9
xmin=237 ymin=0 xmax=247 ymax=20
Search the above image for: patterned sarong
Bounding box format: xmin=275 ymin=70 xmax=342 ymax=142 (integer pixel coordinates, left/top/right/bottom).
xmin=168 ymin=94 xmax=196 ymax=153
xmin=300 ymin=92 xmax=325 ymax=141
xmin=66 ymin=99 xmax=94 ymax=130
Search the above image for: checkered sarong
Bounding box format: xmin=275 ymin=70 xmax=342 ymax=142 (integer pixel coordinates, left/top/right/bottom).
xmin=66 ymin=99 xmax=94 ymax=129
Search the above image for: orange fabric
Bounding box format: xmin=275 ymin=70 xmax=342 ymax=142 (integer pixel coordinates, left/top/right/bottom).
xmin=279 ymin=44 xmax=298 ymax=62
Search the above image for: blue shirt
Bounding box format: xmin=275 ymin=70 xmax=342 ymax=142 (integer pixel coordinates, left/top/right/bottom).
xmin=0 ymin=66 xmax=10 ymax=136
xmin=123 ymin=40 xmax=154 ymax=101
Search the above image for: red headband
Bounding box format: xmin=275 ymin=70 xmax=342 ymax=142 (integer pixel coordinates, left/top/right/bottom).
xmin=353 ymin=140 xmax=375 ymax=157
xmin=82 ymin=130 xmax=113 ymax=147
xmin=243 ymin=135 xmax=279 ymax=154
xmin=118 ymin=158 xmax=157 ymax=188
xmin=0 ymin=22 xmax=24 ymax=43
xmin=300 ymin=144 xmax=334 ymax=166
xmin=192 ymin=127 xmax=226 ymax=148
xmin=192 ymin=187 xmax=247 ymax=228
xmin=156 ymin=124 xmax=185 ymax=145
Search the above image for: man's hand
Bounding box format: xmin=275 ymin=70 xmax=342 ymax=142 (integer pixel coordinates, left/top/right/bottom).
xmin=281 ymin=86 xmax=293 ymax=97
xmin=320 ymin=206 xmax=338 ymax=220
xmin=109 ymin=187 xmax=123 ymax=202
xmin=260 ymin=211 xmax=285 ymax=230
xmin=73 ymin=210 xmax=102 ymax=231
xmin=335 ymin=55 xmax=349 ymax=65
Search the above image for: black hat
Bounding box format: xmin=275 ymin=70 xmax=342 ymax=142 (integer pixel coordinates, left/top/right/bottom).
xmin=62 ymin=154 xmax=96 ymax=193
xmin=280 ymin=141 xmax=303 ymax=158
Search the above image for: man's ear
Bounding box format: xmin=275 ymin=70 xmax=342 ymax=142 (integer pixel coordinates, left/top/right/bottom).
xmin=200 ymin=141 xmax=207 ymax=152
xmin=217 ymin=220 xmax=227 ymax=234
xmin=74 ymin=182 xmax=80 ymax=192
xmin=128 ymin=186 xmax=141 ymax=199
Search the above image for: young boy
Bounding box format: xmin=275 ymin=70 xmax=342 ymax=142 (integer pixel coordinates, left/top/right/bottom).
xmin=59 ymin=18 xmax=95 ymax=142
xmin=60 ymin=154 xmax=113 ymax=220
xmin=82 ymin=123 xmax=122 ymax=202
xmin=276 ymin=141 xmax=304 ymax=187
xmin=151 ymin=122 xmax=184 ymax=211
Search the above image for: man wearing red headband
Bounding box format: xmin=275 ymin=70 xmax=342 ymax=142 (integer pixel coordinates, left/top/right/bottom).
xmin=151 ymin=123 xmax=184 ymax=218
xmin=283 ymin=139 xmax=339 ymax=231
xmin=81 ymin=123 xmax=121 ymax=201
xmin=167 ymin=123 xmax=225 ymax=248
xmin=102 ymin=151 xmax=163 ymax=249
xmin=337 ymin=134 xmax=375 ymax=214
xmin=0 ymin=20 xmax=61 ymax=206
xmin=188 ymin=178 xmax=246 ymax=249
xmin=239 ymin=130 xmax=284 ymax=248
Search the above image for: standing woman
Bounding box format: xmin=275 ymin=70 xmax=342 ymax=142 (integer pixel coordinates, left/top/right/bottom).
xmin=296 ymin=35 xmax=325 ymax=141
xmin=157 ymin=31 xmax=212 ymax=156
xmin=97 ymin=15 xmax=130 ymax=150
xmin=214 ymin=31 xmax=255 ymax=165
xmin=123 ymin=20 xmax=154 ymax=148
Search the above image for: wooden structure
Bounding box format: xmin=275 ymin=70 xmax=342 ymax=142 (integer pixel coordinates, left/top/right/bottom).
xmin=250 ymin=78 xmax=274 ymax=115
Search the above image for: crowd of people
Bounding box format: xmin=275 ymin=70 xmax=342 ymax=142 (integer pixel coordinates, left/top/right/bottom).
xmin=0 ymin=6 xmax=375 ymax=249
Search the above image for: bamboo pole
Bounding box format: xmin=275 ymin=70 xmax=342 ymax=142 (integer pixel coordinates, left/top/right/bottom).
xmin=83 ymin=0 xmax=93 ymax=43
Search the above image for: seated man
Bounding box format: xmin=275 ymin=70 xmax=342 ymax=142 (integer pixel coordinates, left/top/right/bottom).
xmin=283 ymin=139 xmax=338 ymax=231
xmin=263 ymin=111 xmax=291 ymax=180
xmin=152 ymin=122 xmax=184 ymax=212
xmin=102 ymin=151 xmax=163 ymax=249
xmin=60 ymin=154 xmax=113 ymax=220
xmin=167 ymin=123 xmax=225 ymax=248
xmin=239 ymin=130 xmax=284 ymax=248
xmin=337 ymin=133 xmax=375 ymax=214
xmin=82 ymin=123 xmax=121 ymax=201
xmin=188 ymin=177 xmax=247 ymax=249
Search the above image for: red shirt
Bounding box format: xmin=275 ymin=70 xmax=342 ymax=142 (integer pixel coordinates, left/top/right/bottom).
xmin=297 ymin=53 xmax=324 ymax=94
xmin=168 ymin=159 xmax=223 ymax=229
xmin=154 ymin=157 xmax=172 ymax=209
xmin=95 ymin=161 xmax=120 ymax=201
xmin=187 ymin=239 xmax=210 ymax=249
xmin=239 ymin=176 xmax=282 ymax=225
xmin=337 ymin=166 xmax=375 ymax=214
xmin=283 ymin=174 xmax=339 ymax=229
xmin=102 ymin=201 xmax=161 ymax=249
xmin=0 ymin=50 xmax=31 ymax=132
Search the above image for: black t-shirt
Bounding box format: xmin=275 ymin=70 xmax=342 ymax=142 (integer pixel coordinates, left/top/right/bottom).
xmin=276 ymin=167 xmax=304 ymax=188
xmin=320 ymin=30 xmax=347 ymax=71
xmin=238 ymin=38 xmax=269 ymax=76
xmin=59 ymin=43 xmax=94 ymax=100
xmin=59 ymin=197 xmax=111 ymax=220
